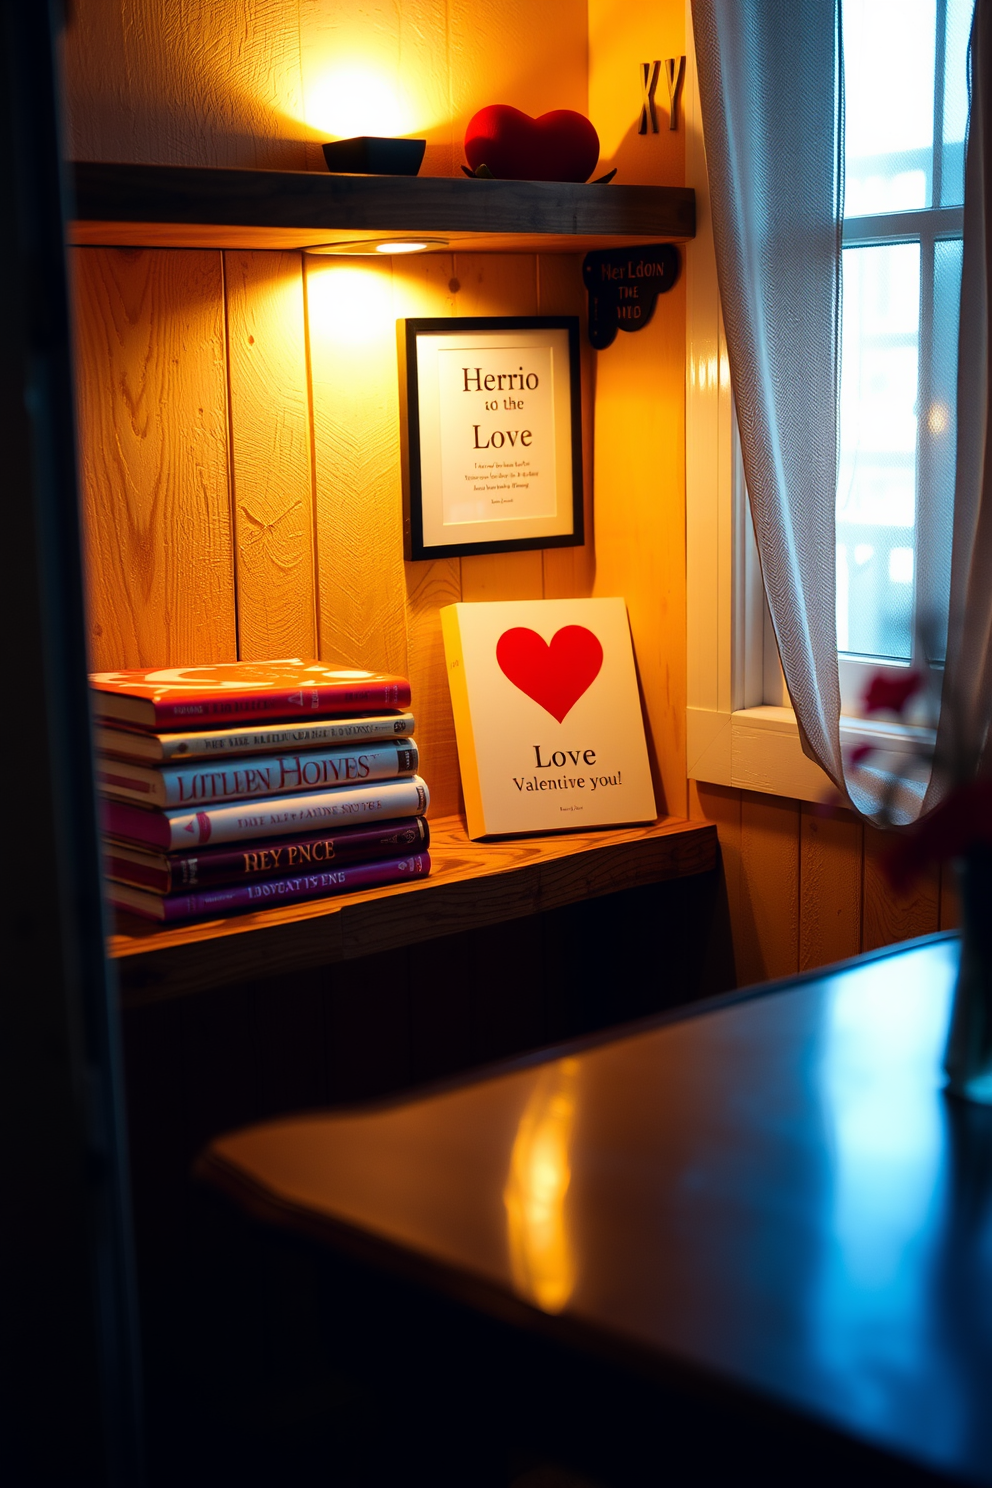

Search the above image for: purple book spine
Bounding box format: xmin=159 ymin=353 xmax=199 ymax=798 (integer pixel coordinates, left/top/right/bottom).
xmin=159 ymin=851 xmax=431 ymax=922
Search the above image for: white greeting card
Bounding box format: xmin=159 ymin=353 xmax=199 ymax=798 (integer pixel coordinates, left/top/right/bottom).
xmin=441 ymin=598 xmax=656 ymax=838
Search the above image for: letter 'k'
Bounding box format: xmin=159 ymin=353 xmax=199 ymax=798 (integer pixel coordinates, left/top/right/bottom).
xmin=639 ymin=60 xmax=661 ymax=134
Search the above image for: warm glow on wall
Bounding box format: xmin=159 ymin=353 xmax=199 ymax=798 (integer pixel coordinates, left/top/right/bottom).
xmin=504 ymin=1059 xmax=579 ymax=1314
xmin=305 ymin=262 xmax=393 ymax=348
xmin=303 ymin=65 xmax=422 ymax=140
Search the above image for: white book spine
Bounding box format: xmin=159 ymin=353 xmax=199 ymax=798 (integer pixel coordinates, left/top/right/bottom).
xmin=163 ymin=776 xmax=430 ymax=848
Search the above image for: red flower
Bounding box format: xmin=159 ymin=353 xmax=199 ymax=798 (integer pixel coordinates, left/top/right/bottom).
xmin=883 ymin=779 xmax=992 ymax=891
xmin=863 ymin=670 xmax=924 ymax=717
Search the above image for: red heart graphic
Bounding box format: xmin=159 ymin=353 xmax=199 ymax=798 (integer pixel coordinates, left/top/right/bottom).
xmin=464 ymin=105 xmax=600 ymax=183
xmin=496 ymin=626 xmax=604 ymax=723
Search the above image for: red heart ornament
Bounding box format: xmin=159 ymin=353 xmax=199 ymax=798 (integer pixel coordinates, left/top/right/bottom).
xmin=496 ymin=626 xmax=604 ymax=723
xmin=464 ymin=105 xmax=600 ymax=183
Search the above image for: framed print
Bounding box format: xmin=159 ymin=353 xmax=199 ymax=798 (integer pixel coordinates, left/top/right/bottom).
xmin=398 ymin=316 xmax=584 ymax=561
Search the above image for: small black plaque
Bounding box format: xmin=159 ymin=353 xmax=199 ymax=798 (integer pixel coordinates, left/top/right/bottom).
xmin=582 ymin=244 xmax=681 ymax=350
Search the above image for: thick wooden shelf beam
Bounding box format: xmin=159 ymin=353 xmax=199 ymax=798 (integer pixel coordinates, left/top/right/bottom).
xmin=108 ymin=814 xmax=716 ymax=1007
xmin=69 ymin=162 xmax=695 ymax=253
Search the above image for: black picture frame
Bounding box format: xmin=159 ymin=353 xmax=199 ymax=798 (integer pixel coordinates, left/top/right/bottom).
xmin=398 ymin=315 xmax=584 ymax=561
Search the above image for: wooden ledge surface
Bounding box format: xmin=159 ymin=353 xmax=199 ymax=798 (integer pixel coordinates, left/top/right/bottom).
xmin=108 ymin=814 xmax=716 ymax=1007
xmin=69 ymin=162 xmax=696 ymax=252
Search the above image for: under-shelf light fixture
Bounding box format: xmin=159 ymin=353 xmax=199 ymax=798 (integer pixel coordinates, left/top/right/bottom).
xmin=305 ymin=237 xmax=449 ymax=256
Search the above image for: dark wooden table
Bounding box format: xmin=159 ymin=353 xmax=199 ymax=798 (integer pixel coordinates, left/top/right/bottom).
xmin=201 ymin=933 xmax=992 ymax=1486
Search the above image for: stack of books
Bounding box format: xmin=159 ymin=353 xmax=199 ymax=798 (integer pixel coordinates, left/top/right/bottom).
xmin=91 ymin=660 xmax=431 ymax=924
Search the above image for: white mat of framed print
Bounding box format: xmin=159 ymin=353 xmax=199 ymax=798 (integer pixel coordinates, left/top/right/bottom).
xmin=399 ymin=317 xmax=583 ymax=561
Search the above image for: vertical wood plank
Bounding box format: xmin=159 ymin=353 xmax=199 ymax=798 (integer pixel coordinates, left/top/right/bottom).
xmin=456 ymin=256 xmax=545 ymax=603
xmin=306 ymin=257 xmax=410 ymax=678
xmin=689 ymin=779 xmax=741 ymax=987
xmin=862 ymin=825 xmax=940 ymax=951
xmin=591 ymin=275 xmax=687 ymax=817
xmin=72 ymin=247 xmax=236 ymax=670
xmin=298 ymin=0 xmax=454 ymax=176
xmin=62 ymin=0 xmax=308 ymax=170
xmin=738 ymin=791 xmax=800 ymax=985
xmin=393 ymin=253 xmax=465 ymax=819
xmin=799 ymin=804 xmax=863 ymax=971
xmin=224 ymin=250 xmax=316 ymax=660
xmin=539 ymin=254 xmax=596 ymax=601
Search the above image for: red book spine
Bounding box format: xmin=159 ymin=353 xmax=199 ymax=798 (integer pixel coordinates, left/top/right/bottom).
xmin=111 ymin=852 xmax=431 ymax=923
xmin=142 ymin=680 xmax=412 ymax=729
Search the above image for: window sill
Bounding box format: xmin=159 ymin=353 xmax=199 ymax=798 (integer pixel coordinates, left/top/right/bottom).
xmin=687 ymin=705 xmax=935 ymax=805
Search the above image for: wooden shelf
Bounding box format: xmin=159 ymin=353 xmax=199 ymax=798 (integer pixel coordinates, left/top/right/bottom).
xmin=109 ymin=814 xmax=716 ymax=1007
xmin=69 ymin=162 xmax=695 ymax=253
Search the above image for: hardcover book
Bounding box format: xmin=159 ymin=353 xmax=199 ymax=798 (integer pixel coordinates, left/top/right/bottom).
xmin=100 ymin=776 xmax=430 ymax=850
xmin=90 ymin=659 xmax=411 ymax=730
xmin=104 ymin=817 xmax=430 ymax=895
xmin=441 ymin=598 xmax=655 ymax=838
xmin=96 ymin=712 xmax=415 ymax=764
xmin=108 ymin=851 xmax=432 ymax=923
xmin=96 ymin=739 xmax=418 ymax=807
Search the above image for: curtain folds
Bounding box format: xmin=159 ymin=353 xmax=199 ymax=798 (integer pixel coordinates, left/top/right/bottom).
xmin=929 ymin=0 xmax=992 ymax=805
xmin=692 ymin=0 xmax=991 ymax=820
xmin=690 ymin=0 xmax=847 ymax=795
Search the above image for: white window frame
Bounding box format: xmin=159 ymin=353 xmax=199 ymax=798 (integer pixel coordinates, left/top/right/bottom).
xmin=684 ymin=0 xmax=938 ymax=805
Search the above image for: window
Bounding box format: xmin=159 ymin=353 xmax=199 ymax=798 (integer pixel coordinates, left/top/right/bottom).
xmin=686 ymin=0 xmax=973 ymax=802
xmin=838 ymin=0 xmax=971 ymax=709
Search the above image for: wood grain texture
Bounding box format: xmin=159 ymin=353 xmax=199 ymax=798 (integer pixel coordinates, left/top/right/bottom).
xmin=862 ymin=824 xmax=940 ymax=952
xmin=737 ymin=791 xmax=800 ymax=985
xmin=689 ymin=779 xmax=742 ymax=987
xmin=799 ymin=804 xmax=863 ymax=971
xmin=539 ymin=254 xmax=596 ymax=601
xmin=224 ymin=250 xmax=316 ymax=660
xmin=70 ymin=167 xmax=697 ymax=245
xmin=108 ymin=815 xmax=717 ymax=1004
xmin=592 ymin=274 xmax=688 ymax=818
xmin=298 ymin=0 xmax=453 ymax=176
xmin=72 ymin=247 xmax=236 ymax=669
xmin=63 ymin=0 xmax=308 ymax=170
xmin=391 ymin=253 xmax=463 ymax=818
xmin=306 ymin=255 xmax=410 ymax=677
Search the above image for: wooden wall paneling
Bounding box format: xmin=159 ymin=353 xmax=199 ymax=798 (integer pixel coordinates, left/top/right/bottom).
xmin=325 ymin=949 xmax=413 ymax=1102
xmin=393 ymin=254 xmax=464 ymax=820
xmin=737 ymin=791 xmax=800 ymax=986
xmin=467 ymin=916 xmax=547 ymax=1065
xmin=224 ymin=250 xmax=317 ymax=660
xmin=798 ymin=804 xmax=863 ymax=971
xmin=306 ymin=256 xmax=410 ymax=679
xmin=298 ymin=0 xmax=455 ymax=176
xmin=688 ymin=779 xmax=741 ymax=987
xmin=591 ymin=276 xmax=688 ymax=818
xmin=862 ymin=824 xmax=940 ymax=951
xmin=72 ymin=247 xmax=237 ymax=670
xmin=538 ymin=254 xmax=597 ymax=601
xmin=456 ymin=255 xmax=545 ymax=603
xmin=62 ymin=0 xmax=308 ymax=170
xmin=179 ymin=985 xmax=262 ymax=1159
xmin=252 ymin=970 xmax=329 ymax=1118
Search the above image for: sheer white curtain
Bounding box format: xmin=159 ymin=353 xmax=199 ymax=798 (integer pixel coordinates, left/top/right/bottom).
xmin=691 ymin=0 xmax=991 ymax=819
